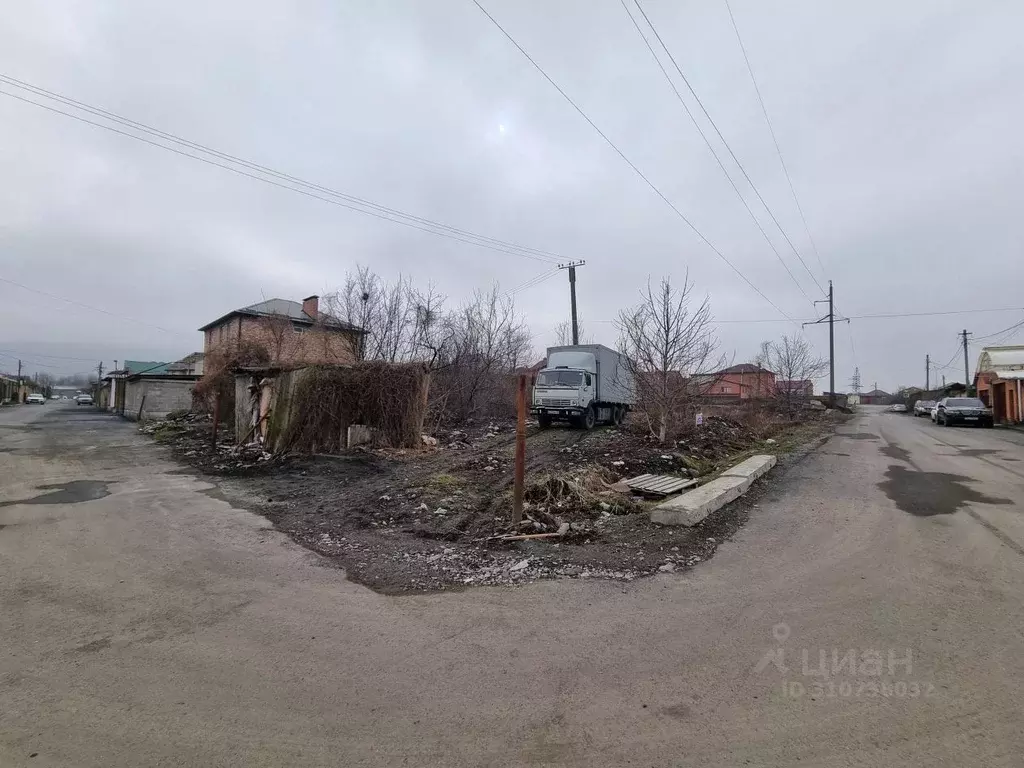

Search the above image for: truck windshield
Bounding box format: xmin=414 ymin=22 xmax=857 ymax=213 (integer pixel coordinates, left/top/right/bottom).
xmin=537 ymin=370 xmax=583 ymax=387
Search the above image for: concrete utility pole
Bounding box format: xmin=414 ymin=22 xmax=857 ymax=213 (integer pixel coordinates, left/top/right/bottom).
xmin=961 ymin=329 xmax=972 ymax=392
xmin=925 ymin=354 xmax=930 ymax=391
xmin=97 ymin=361 xmax=104 ymax=380
xmin=557 ymin=260 xmax=586 ymax=345
xmin=16 ymin=359 xmax=22 ymax=402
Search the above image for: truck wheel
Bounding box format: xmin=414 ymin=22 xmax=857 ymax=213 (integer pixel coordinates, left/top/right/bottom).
xmin=537 ymin=413 xmax=552 ymax=429
xmin=582 ymin=406 xmax=596 ymax=430
xmin=612 ymin=406 xmax=625 ymax=426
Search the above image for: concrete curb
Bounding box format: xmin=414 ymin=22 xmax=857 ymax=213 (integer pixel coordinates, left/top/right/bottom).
xmin=650 ymin=454 xmax=777 ymax=527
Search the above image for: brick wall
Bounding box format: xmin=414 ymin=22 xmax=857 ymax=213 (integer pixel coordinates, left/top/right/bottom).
xmin=203 ymin=315 xmax=359 ymax=365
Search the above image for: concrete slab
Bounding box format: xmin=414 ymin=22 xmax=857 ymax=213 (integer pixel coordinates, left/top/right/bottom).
xmin=650 ymin=475 xmax=751 ymax=526
xmin=650 ymin=455 xmax=778 ymax=527
xmin=721 ymin=454 xmax=777 ymax=483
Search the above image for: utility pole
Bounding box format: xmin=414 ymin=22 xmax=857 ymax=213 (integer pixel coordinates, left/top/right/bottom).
xmin=557 ymin=260 xmax=586 ymax=345
xmin=805 ymin=281 xmax=836 ymax=408
xmin=925 ymin=354 xmax=930 ymax=391
xmin=942 ymin=374 xmax=946 ymax=387
xmin=97 ymin=361 xmax=104 ymax=380
xmin=16 ymin=359 xmax=22 ymax=402
xmin=961 ymin=329 xmax=972 ymax=392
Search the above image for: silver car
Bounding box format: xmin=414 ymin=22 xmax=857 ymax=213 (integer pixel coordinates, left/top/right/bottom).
xmin=914 ymin=400 xmax=936 ymax=417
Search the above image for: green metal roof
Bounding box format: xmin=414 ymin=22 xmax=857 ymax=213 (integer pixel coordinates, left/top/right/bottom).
xmin=123 ymin=361 xmax=171 ymax=375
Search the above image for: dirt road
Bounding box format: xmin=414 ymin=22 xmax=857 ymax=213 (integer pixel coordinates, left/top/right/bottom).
xmin=2 ymin=403 xmax=1023 ymax=766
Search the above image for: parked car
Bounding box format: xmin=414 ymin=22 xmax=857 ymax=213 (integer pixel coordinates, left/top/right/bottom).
xmin=891 ymin=403 xmax=908 ymax=413
xmin=934 ymin=397 xmax=993 ymax=427
xmin=914 ymin=400 xmax=936 ymax=417
xmin=74 ymin=394 xmax=94 ymax=406
xmin=25 ymin=393 xmax=46 ymax=405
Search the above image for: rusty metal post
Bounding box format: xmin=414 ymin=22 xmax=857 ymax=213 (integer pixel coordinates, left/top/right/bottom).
xmin=211 ymin=394 xmax=221 ymax=448
xmin=513 ymin=374 xmax=527 ymax=524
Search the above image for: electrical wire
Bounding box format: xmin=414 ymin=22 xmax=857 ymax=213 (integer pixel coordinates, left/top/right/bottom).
xmin=973 ymin=316 xmax=1024 ymax=343
xmin=0 ymin=275 xmax=189 ymax=335
xmin=631 ymin=0 xmax=824 ymax=297
xmin=503 ymin=267 xmax=560 ymax=296
xmin=0 ymin=78 xmax=564 ymax=266
xmin=470 ymin=0 xmax=794 ymax=323
xmin=619 ymin=0 xmax=814 ymax=309
xmin=723 ymin=0 xmax=828 ymax=285
xmin=0 ymin=347 xmax=98 ymax=362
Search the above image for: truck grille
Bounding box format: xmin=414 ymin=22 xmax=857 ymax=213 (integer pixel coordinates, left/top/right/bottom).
xmin=540 ymin=397 xmax=573 ymax=407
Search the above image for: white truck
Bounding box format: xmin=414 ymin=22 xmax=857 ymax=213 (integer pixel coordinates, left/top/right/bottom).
xmin=531 ymin=344 xmax=635 ymax=429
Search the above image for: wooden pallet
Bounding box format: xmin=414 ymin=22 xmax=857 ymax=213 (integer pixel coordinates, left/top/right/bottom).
xmin=624 ymin=474 xmax=698 ymax=497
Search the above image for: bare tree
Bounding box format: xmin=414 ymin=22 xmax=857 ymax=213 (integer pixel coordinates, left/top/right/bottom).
xmin=553 ymin=318 xmax=592 ymax=346
xmin=756 ymin=334 xmax=828 ymax=414
xmin=617 ymin=273 xmax=724 ymax=442
xmin=430 ymin=285 xmax=533 ymax=423
xmin=260 ymin=311 xmax=294 ymax=363
xmin=322 ymin=266 xmax=448 ymax=364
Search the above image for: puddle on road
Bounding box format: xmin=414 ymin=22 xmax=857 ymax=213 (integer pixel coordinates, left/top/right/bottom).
xmin=880 ymin=445 xmax=912 ymax=463
xmin=878 ymin=464 xmax=1011 ymax=517
xmin=841 ymin=433 xmax=880 ymax=440
xmin=957 ymin=448 xmax=1001 ymax=457
xmin=0 ymin=480 xmax=111 ymax=508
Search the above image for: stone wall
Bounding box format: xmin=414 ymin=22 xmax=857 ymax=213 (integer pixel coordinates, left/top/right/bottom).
xmin=123 ymin=378 xmax=198 ymax=420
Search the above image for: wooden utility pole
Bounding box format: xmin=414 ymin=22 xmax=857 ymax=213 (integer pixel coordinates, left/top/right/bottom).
xmin=925 ymin=354 xmax=930 ymax=391
xmin=961 ymin=329 xmax=972 ymax=392
xmin=16 ymin=359 xmax=22 ymax=402
xmin=557 ymin=261 xmax=586 ymax=345
xmin=512 ymin=374 xmax=527 ymax=524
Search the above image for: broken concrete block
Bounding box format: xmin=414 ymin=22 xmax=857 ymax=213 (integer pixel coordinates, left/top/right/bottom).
xmin=650 ymin=475 xmax=751 ymax=527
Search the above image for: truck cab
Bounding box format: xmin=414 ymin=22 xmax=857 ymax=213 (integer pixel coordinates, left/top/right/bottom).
xmin=531 ymin=345 xmax=634 ymax=429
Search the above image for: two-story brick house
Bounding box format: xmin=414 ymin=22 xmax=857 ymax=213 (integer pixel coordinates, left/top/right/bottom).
xmin=199 ymin=295 xmax=364 ymax=365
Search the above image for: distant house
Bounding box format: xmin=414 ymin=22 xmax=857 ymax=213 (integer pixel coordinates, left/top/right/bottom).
xmin=859 ymin=389 xmax=892 ymax=405
xmin=199 ymin=295 xmax=364 ymax=366
xmin=777 ymin=379 xmax=814 ymax=398
xmin=975 ymin=345 xmax=1024 ymax=424
xmin=695 ymin=363 xmax=777 ymax=399
xmin=106 ymin=358 xmax=202 ymax=419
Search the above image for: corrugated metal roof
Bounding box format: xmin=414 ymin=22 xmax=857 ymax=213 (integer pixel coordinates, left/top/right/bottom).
xmin=124 ymin=360 xmax=171 ymax=375
xmin=992 ymin=369 xmax=1024 ymax=380
xmin=978 ymin=346 xmax=1024 ymax=372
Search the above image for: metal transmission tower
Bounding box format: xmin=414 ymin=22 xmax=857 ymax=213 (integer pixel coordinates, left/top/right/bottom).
xmin=850 ymin=367 xmax=862 ymax=393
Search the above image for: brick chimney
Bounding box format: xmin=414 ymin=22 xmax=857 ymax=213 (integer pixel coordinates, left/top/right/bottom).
xmin=302 ymin=294 xmax=319 ymax=320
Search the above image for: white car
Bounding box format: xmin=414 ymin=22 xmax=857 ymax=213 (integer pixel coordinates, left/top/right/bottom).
xmin=26 ymin=393 xmax=47 ymax=405
xmin=75 ymin=394 xmax=94 ymax=406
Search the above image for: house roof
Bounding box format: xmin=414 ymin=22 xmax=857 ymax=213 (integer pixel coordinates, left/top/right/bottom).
xmin=863 ymin=389 xmax=891 ymax=397
xmin=124 ymin=360 xmax=172 ymax=375
xmin=198 ymin=298 xmax=362 ymax=333
xmin=718 ymin=363 xmax=774 ymax=375
xmin=977 ymin=345 xmax=1024 ymax=375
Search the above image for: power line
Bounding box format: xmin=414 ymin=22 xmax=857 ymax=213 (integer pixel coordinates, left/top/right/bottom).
xmin=591 ymin=304 xmax=1024 ymax=325
xmin=0 ymin=347 xmax=98 ymax=362
xmin=618 ymin=0 xmax=814 ymax=309
xmin=973 ymin=316 xmax=1024 ymax=343
xmin=469 ymin=0 xmax=794 ymax=322
xmin=504 ymin=267 xmax=561 ymax=297
xmin=0 ymin=275 xmax=188 ymax=335
xmin=0 ymin=78 xmax=563 ymax=266
xmin=631 ymin=0 xmax=824 ymax=297
xmin=723 ymin=0 xmax=828 ymax=284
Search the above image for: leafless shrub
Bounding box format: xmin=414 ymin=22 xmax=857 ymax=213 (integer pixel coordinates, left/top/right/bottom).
xmin=617 ymin=272 xmax=725 ymax=443
xmin=280 ymin=363 xmax=430 ymax=452
xmin=553 ymin=318 xmax=592 ymax=346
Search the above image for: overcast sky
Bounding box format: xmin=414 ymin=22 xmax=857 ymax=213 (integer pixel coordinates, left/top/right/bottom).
xmin=2 ymin=0 xmax=1022 ymax=389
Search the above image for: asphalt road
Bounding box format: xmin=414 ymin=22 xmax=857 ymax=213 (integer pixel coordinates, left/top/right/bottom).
xmin=2 ymin=403 xmax=1023 ymax=767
